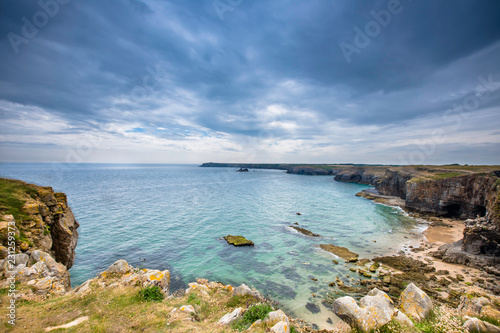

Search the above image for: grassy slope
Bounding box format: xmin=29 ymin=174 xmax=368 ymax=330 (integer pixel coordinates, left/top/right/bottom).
xmin=0 ymin=283 xmax=261 ymax=333
xmin=0 ymin=178 xmax=40 ymax=223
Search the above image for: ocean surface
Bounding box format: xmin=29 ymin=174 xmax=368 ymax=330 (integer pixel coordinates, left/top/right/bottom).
xmin=0 ymin=163 xmax=425 ymax=328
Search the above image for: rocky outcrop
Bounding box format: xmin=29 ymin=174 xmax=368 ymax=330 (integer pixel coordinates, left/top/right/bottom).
xmin=0 ymin=250 xmax=70 ymax=295
xmin=333 ymin=169 xmax=380 ymax=185
xmin=0 ymin=178 xmax=79 ymax=269
xmin=332 ymin=288 xmax=413 ymax=332
xmin=75 ymin=259 xmax=170 ymax=295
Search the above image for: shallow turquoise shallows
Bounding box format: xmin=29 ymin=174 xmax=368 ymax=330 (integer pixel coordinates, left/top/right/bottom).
xmin=0 ymin=163 xmax=424 ymax=328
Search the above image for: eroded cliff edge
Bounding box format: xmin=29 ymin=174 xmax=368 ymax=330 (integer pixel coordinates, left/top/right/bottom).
xmin=356 ymin=169 xmax=500 ymax=272
xmin=0 ymin=178 xmax=79 ymax=269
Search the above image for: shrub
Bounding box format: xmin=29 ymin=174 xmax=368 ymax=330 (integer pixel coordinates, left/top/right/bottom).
xmin=231 ymin=303 xmax=273 ymax=331
xmin=138 ymin=286 xmax=164 ymax=302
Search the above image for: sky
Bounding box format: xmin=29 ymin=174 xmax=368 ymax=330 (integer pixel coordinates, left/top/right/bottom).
xmin=1 ymin=0 xmax=500 ymax=165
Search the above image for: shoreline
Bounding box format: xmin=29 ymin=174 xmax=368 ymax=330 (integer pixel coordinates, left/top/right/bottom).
xmin=357 ymin=190 xmax=500 ymax=300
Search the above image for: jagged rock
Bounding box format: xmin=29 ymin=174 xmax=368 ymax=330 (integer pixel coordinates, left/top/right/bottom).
xmin=433 ymin=240 xmax=500 ymax=271
xmin=233 ymin=284 xmax=262 ymax=298
xmin=458 ymin=295 xmax=491 ymax=315
xmin=186 ymin=282 xmax=210 ymax=293
xmin=393 ymin=310 xmax=414 ymax=327
xmin=0 ymin=179 xmax=80 ymax=270
xmin=217 ymin=307 xmax=243 ymax=325
xmin=400 ymin=283 xmax=433 ymax=321
xmin=264 ymin=310 xmax=289 ymax=327
xmin=463 ymin=316 xmax=500 ymax=333
xmin=51 ymin=206 xmax=79 ymax=269
xmin=105 ymin=259 xmax=132 ymax=274
xmin=270 ymin=321 xmax=290 ymax=333
xmin=332 ymin=288 xmax=395 ymax=332
xmin=98 ymin=263 xmax=169 ymax=294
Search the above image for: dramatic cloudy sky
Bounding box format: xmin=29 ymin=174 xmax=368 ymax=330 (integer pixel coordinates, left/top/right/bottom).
xmin=1 ymin=0 xmax=500 ymax=164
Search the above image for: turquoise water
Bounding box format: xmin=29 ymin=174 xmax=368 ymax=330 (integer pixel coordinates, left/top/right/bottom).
xmin=0 ymin=163 xmax=424 ymax=328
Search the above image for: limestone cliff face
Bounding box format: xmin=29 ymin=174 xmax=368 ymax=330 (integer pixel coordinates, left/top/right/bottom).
xmin=333 ymin=169 xmax=380 ymax=185
xmin=360 ymin=170 xmax=500 ymax=261
xmin=376 ymin=172 xmax=498 ymax=220
xmin=0 ymin=179 xmax=79 ymax=269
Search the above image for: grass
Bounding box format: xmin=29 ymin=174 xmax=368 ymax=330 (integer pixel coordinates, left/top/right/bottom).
xmin=479 ymin=315 xmax=500 ymax=327
xmin=0 ymin=178 xmax=39 ymax=224
xmin=0 ymin=281 xmax=269 ymax=333
xmin=428 ymin=172 xmax=465 ymax=180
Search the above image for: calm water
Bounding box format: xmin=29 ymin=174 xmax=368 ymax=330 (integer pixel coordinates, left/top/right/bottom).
xmin=0 ymin=163 xmax=424 ymax=328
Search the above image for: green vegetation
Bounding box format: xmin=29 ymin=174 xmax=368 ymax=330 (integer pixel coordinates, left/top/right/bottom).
xmin=223 ymin=235 xmax=254 ymax=246
xmin=43 ymin=225 xmax=50 ymax=236
xmin=226 ymin=294 xmax=255 ymax=308
xmin=0 ymin=178 xmax=39 ymax=223
xmin=231 ymin=303 xmax=273 ymax=331
xmin=479 ymin=314 xmax=500 ymax=327
xmin=428 ymin=172 xmax=465 ymax=180
xmin=137 ymin=286 xmax=164 ymax=302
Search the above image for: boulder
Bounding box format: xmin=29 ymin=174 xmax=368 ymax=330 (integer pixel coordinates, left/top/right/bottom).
xmin=459 ymin=295 xmax=491 ymax=316
xmin=463 ymin=316 xmax=500 ymax=333
xmin=332 ymin=288 xmax=395 ymax=332
xmin=179 ymin=305 xmax=195 ymax=314
xmin=233 ymin=284 xmax=262 ymax=298
xmin=105 ymin=259 xmax=132 ymax=274
xmin=217 ymin=307 xmax=243 ymax=325
xmin=264 ymin=310 xmax=289 ymax=327
xmin=393 ymin=310 xmax=414 ymax=327
xmin=270 ymin=321 xmax=290 ymax=333
xmin=400 ymin=283 xmax=433 ymax=321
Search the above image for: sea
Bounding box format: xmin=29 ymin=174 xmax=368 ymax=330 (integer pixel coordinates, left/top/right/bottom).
xmin=0 ymin=163 xmax=426 ymax=329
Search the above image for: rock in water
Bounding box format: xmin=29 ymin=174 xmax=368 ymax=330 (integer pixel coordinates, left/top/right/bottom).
xmin=400 ymin=283 xmax=433 ymax=321
xmin=332 ymin=288 xmax=395 ymax=332
xmin=223 ymin=235 xmax=254 ymax=246
xmin=289 ymin=225 xmax=321 ymax=237
xmin=319 ymin=244 xmax=358 ymax=261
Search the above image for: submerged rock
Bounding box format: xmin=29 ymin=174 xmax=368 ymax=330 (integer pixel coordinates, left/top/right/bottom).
xmin=223 ymin=235 xmax=254 ymax=246
xmin=289 ymin=225 xmax=321 ymax=237
xmin=319 ymin=244 xmax=358 ymax=261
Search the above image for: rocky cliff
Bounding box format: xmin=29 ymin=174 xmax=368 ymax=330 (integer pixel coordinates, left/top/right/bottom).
xmin=355 ymin=169 xmax=500 ymax=267
xmin=0 ymin=178 xmax=79 ymax=269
